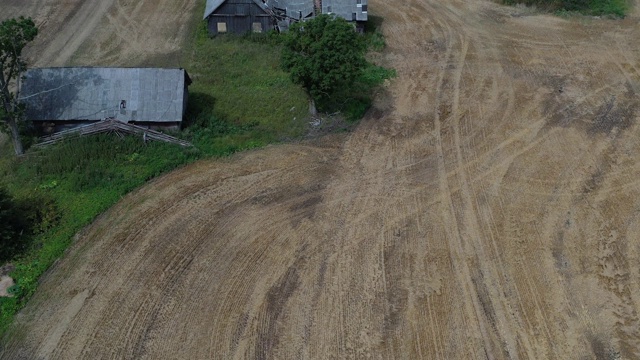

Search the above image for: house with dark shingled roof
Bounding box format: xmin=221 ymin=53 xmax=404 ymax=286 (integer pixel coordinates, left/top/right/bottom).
xmin=204 ymin=0 xmax=274 ymax=35
xmin=204 ymin=0 xmax=367 ymax=35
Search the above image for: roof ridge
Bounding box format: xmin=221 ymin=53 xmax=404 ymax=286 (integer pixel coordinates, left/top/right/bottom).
xmin=26 ymin=67 xmax=187 ymax=71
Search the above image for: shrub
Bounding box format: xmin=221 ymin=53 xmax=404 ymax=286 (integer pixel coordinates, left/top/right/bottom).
xmin=0 ymin=188 xmax=32 ymax=262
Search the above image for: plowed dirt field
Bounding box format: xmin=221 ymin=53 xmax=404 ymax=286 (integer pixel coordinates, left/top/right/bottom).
xmin=2 ymin=0 xmax=640 ymax=358
xmin=0 ymin=0 xmax=198 ymax=67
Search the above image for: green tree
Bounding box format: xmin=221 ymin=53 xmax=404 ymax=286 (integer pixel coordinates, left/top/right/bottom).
xmin=0 ymin=188 xmax=31 ymax=262
xmin=282 ymin=14 xmax=366 ymax=115
xmin=0 ymin=17 xmax=38 ymax=155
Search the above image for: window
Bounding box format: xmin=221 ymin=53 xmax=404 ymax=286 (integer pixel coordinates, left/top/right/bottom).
xmin=362 ymin=5 xmax=367 ymax=11
xmin=252 ymin=22 xmax=263 ymax=33
xmin=357 ymin=0 xmax=361 ymax=4
xmin=217 ymin=22 xmax=227 ymax=33
xmin=352 ymin=12 xmax=356 ymax=21
xmin=120 ymin=100 xmax=126 ymax=109
xmin=327 ymin=5 xmax=332 ymax=12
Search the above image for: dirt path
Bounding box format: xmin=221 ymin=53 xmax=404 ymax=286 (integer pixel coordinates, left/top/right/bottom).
xmin=2 ymin=0 xmax=640 ymax=358
xmin=1 ymin=0 xmax=113 ymax=67
xmin=1 ymin=0 xmax=198 ymax=67
xmin=68 ymin=0 xmax=199 ymax=67
xmin=33 ymin=0 xmax=116 ymax=67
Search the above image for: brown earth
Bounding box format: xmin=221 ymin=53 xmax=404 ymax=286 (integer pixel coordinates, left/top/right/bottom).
xmin=2 ymin=0 xmax=640 ymax=358
xmin=1 ymin=0 xmax=198 ymax=67
xmin=0 ymin=277 xmax=14 ymax=298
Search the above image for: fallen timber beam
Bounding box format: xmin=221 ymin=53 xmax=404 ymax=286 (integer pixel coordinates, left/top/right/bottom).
xmin=34 ymin=119 xmax=192 ymax=148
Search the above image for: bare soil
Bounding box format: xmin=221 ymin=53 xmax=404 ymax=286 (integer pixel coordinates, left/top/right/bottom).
xmin=0 ymin=277 xmax=14 ymax=298
xmin=2 ymin=0 xmax=640 ymax=359
xmin=1 ymin=0 xmax=198 ymax=67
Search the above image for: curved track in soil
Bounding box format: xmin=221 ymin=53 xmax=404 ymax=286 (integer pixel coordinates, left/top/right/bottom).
xmin=1 ymin=0 xmax=198 ymax=67
xmin=2 ymin=0 xmax=640 ymax=358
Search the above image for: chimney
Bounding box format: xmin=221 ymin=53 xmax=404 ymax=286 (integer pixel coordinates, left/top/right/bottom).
xmin=314 ymin=0 xmax=322 ymax=15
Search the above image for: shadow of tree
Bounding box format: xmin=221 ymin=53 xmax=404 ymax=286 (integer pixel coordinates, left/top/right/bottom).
xmin=20 ymin=68 xmax=103 ymax=121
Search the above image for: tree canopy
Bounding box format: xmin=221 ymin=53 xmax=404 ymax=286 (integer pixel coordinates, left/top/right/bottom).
xmin=0 ymin=16 xmax=38 ymax=155
xmin=281 ymin=15 xmax=367 ymax=110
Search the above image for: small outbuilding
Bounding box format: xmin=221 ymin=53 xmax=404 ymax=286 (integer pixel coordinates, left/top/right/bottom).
xmin=323 ymin=0 xmax=368 ymax=31
xmin=204 ymin=0 xmax=274 ymax=35
xmin=20 ymin=67 xmax=191 ymax=133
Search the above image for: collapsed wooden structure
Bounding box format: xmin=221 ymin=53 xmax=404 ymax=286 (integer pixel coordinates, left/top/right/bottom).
xmin=33 ymin=119 xmax=192 ymax=148
xmin=204 ymin=0 xmax=368 ymax=35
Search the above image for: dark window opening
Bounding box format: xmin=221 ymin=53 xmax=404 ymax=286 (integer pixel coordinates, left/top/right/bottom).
xmin=120 ymin=100 xmax=126 ymax=109
xmin=352 ymin=12 xmax=357 ymax=21
xmin=362 ymin=5 xmax=367 ymax=11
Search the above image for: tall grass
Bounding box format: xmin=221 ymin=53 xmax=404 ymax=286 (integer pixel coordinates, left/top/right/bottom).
xmin=183 ymin=21 xmax=309 ymax=144
xmin=0 ymin=135 xmax=199 ymax=333
xmin=503 ymin=0 xmax=629 ymax=16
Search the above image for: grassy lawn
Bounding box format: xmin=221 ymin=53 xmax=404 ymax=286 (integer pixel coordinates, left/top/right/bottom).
xmin=183 ymin=25 xmax=309 ymax=150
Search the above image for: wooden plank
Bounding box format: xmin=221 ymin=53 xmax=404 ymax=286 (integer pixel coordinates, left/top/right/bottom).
xmin=33 ymin=119 xmax=192 ymax=148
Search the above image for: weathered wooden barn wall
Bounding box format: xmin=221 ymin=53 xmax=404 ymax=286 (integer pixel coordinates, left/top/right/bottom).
xmin=206 ymin=0 xmax=273 ymax=35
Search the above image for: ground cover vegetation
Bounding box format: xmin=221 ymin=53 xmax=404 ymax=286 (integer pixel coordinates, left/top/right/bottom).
xmin=503 ymin=0 xmax=629 ymax=16
xmin=0 ymin=188 xmax=44 ymax=263
xmin=0 ymin=8 xmax=392 ymax=334
xmin=282 ymin=14 xmax=394 ymax=120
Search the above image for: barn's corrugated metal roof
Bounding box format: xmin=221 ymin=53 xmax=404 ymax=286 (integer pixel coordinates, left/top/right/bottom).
xmin=20 ymin=68 xmax=189 ymax=123
xmin=204 ymin=0 xmax=269 ymax=19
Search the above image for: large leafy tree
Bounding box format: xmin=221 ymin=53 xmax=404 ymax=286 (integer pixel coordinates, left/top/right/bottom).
xmin=0 ymin=17 xmax=38 ymax=155
xmin=282 ymin=14 xmax=366 ymax=115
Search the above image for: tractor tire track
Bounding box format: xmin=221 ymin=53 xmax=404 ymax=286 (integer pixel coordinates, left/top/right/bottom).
xmin=2 ymin=0 xmax=640 ymax=358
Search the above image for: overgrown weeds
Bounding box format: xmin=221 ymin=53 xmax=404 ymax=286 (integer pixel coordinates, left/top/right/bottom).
xmin=503 ymin=0 xmax=629 ymax=17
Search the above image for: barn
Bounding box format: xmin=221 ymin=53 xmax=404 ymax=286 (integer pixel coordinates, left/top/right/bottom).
xmin=204 ymin=0 xmax=274 ymax=35
xmin=19 ymin=67 xmax=191 ymax=133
